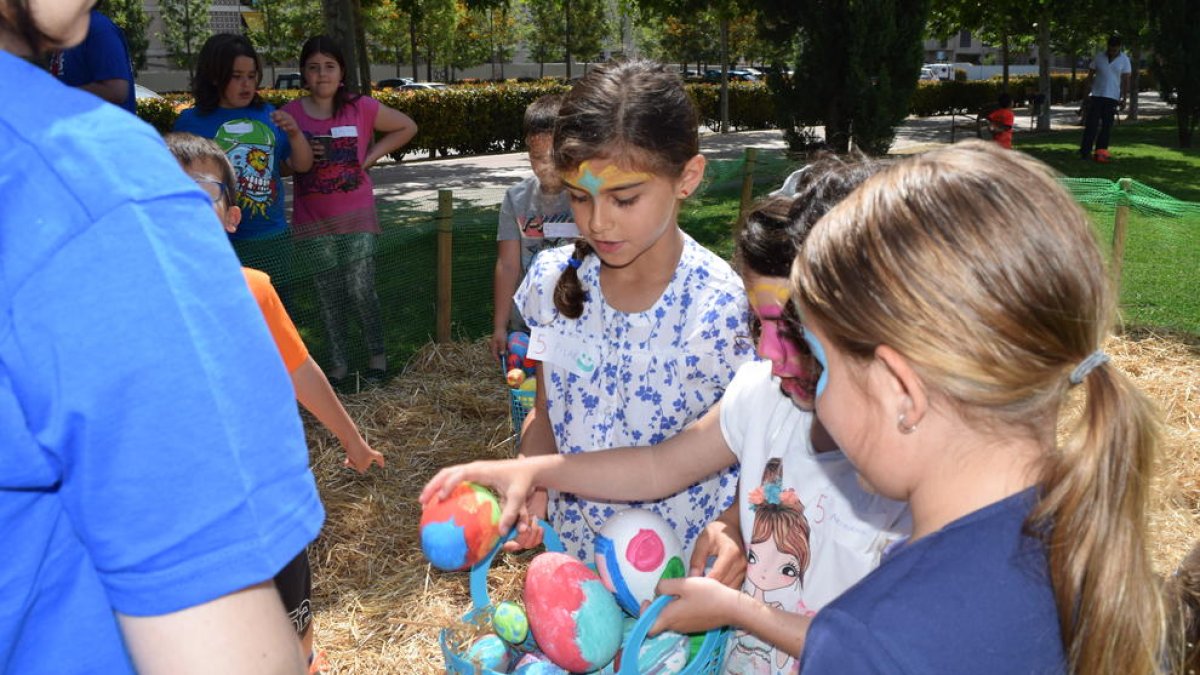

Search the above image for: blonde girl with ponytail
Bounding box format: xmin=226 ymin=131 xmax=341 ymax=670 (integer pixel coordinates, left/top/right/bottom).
xmin=792 ymin=140 xmax=1175 ymax=674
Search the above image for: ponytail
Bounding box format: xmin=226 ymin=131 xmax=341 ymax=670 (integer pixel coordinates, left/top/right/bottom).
xmin=1032 ymin=362 xmax=1167 ymax=674
xmin=553 ymin=240 xmax=592 ymax=319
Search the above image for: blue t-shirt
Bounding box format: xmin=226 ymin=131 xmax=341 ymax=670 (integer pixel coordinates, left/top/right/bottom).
xmin=174 ymin=104 xmax=293 ymax=239
xmin=0 ymin=52 xmax=323 ymax=673
xmin=53 ymin=10 xmax=136 ymax=114
xmin=800 ymin=489 xmax=1065 ymax=674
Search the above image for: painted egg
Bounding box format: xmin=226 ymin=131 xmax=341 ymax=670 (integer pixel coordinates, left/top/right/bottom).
xmin=492 ymin=600 xmax=530 ymax=645
xmin=464 ymin=633 xmax=512 ymax=672
xmin=513 ymin=656 xmax=569 ymax=675
xmin=506 ymin=368 xmax=527 ymax=388
xmin=419 ymin=482 xmax=502 ymax=571
xmin=524 ymin=552 xmax=624 ymax=673
xmin=594 ymin=508 xmax=686 ymax=616
xmin=594 ymin=618 xmax=690 ymax=675
xmin=507 ymin=331 xmax=537 ymax=373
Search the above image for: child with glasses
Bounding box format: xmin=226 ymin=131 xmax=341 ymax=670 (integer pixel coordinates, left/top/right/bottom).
xmin=423 ymin=156 xmax=911 ymax=671
xmin=165 ymin=131 xmax=383 ymax=672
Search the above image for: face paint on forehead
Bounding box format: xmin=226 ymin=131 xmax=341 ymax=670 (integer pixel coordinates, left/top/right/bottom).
xmin=748 ymin=280 xmax=791 ymax=313
xmin=563 ymin=161 xmax=653 ymax=197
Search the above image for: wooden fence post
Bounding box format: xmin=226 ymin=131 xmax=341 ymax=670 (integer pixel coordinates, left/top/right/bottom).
xmin=736 ymin=147 xmax=758 ymax=233
xmin=436 ymin=189 xmax=453 ymax=343
xmin=1110 ymin=178 xmax=1132 ymax=294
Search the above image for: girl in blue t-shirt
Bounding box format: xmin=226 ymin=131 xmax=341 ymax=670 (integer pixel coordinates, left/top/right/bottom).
xmin=791 ymin=141 xmax=1175 ymax=674
xmin=174 ymin=33 xmax=312 ymax=296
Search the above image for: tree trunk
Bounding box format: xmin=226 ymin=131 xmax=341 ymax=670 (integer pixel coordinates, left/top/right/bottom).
xmin=323 ymin=0 xmax=363 ymax=92
xmin=719 ymin=17 xmax=730 ymax=133
xmin=353 ymin=0 xmax=371 ymax=93
xmin=1001 ymin=32 xmax=1009 ymax=92
xmin=1036 ymin=15 xmax=1051 ymax=131
xmin=565 ymin=0 xmax=573 ymax=80
xmin=408 ymin=13 xmax=419 ymax=81
xmin=825 ymin=100 xmax=849 ymax=153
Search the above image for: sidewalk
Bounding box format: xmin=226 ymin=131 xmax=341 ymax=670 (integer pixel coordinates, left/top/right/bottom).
xmin=368 ymin=93 xmax=1174 ymax=208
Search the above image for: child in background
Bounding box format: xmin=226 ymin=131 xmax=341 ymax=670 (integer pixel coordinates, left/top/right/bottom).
xmin=173 ymin=33 xmax=312 ymax=304
xmin=495 ymin=60 xmax=756 ymax=562
xmin=490 ymin=93 xmax=579 ymax=362
xmin=986 ymin=92 xmax=1015 ymax=149
xmin=423 ymin=158 xmax=909 ymax=673
xmin=165 ymin=132 xmax=384 ymax=672
xmin=282 ymin=35 xmax=418 ymax=386
xmin=793 ymin=141 xmax=1174 ymax=673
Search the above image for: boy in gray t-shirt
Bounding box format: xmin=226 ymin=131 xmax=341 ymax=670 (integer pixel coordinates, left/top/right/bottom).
xmin=491 ymin=94 xmax=578 ymax=360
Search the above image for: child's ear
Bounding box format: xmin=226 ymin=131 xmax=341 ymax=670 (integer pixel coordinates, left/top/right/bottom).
xmin=222 ymin=204 xmax=242 ymax=234
xmin=676 ymin=154 xmax=707 ymax=199
xmin=874 ymin=344 xmax=929 ymax=432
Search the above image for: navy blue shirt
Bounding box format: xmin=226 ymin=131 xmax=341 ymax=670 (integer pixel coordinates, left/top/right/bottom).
xmin=53 ymin=10 xmax=136 ymax=114
xmin=800 ymin=489 xmax=1065 ymax=674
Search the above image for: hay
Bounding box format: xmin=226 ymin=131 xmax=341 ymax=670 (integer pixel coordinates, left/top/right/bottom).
xmin=305 ymin=332 xmax=1200 ymax=673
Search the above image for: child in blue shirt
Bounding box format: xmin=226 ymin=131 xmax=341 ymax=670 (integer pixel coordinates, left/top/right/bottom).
xmin=174 ymin=33 xmax=312 ymax=292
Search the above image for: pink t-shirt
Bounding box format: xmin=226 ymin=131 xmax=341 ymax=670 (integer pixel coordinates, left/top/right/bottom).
xmin=282 ymin=96 xmax=381 ymax=238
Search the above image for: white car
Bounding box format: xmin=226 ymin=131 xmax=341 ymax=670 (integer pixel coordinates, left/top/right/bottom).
xmin=919 ymin=67 xmax=938 ymax=81
xmin=134 ymin=83 xmax=162 ymax=100
xmin=401 ymin=82 xmax=448 ymax=91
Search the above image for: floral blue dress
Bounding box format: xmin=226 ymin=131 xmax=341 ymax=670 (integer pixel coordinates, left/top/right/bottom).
xmin=516 ymin=234 xmax=755 ymax=561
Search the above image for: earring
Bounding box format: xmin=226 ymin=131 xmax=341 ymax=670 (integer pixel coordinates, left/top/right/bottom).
xmin=898 ymin=413 xmax=917 ymax=434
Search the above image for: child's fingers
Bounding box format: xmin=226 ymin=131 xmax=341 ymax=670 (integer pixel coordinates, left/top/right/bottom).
xmin=418 ymin=468 xmax=457 ymax=504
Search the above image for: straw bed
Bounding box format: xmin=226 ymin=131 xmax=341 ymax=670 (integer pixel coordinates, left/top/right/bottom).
xmin=304 ymin=331 xmax=1199 ymax=674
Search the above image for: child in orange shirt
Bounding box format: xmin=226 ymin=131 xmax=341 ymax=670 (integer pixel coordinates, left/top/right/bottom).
xmin=987 ymin=93 xmax=1015 ymax=149
xmin=165 ymin=131 xmax=383 ymax=672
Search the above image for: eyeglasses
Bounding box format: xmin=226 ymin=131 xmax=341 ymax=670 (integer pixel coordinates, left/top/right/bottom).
xmin=194 ymin=179 xmax=229 ymax=205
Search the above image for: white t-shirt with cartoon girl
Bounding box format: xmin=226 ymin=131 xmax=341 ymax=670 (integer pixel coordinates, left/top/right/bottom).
xmin=719 ymin=360 xmax=911 ymax=675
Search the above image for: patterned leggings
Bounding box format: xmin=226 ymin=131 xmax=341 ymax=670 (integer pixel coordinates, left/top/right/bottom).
xmin=305 ymin=232 xmax=386 ymax=373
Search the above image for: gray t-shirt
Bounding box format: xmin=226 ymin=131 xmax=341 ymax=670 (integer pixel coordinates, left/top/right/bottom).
xmin=497 ymin=174 xmax=578 ymax=275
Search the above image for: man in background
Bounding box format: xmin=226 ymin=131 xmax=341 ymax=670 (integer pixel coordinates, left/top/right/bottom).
xmin=1079 ymin=34 xmax=1131 ymax=163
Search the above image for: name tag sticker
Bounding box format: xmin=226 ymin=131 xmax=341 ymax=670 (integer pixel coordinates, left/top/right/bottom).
xmin=544 ymin=221 xmax=579 ymax=238
xmin=528 ymin=326 xmax=600 ymax=377
xmin=331 ymin=125 xmax=358 ymax=138
xmin=223 ymin=121 xmax=254 ymax=135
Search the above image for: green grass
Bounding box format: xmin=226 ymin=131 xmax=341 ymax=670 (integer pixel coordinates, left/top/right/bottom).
xmin=1015 ymin=118 xmax=1200 ymax=334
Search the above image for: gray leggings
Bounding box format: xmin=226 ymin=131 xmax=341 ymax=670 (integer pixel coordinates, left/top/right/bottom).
xmin=304 ymin=232 xmax=386 ymax=373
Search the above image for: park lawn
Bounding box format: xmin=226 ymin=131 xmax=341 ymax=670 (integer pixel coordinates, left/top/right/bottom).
xmin=1016 ymin=118 xmax=1200 ymax=334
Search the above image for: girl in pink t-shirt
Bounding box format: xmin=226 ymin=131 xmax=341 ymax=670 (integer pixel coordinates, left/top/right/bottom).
xmin=283 ymin=35 xmax=417 ymax=385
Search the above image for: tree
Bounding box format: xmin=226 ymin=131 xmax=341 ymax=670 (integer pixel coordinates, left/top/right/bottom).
xmin=159 ymin=0 xmax=211 ymax=81
xmin=365 ymin=2 xmax=412 ymax=77
xmin=247 ymin=0 xmax=322 ymax=82
xmin=520 ymin=0 xmax=565 ymax=77
xmin=563 ymin=0 xmax=612 ymax=78
xmin=1149 ymin=0 xmax=1200 ymax=147
xmin=322 ymin=0 xmax=370 ymax=92
xmin=104 ymin=0 xmax=149 ymax=74
xmin=757 ymin=0 xmax=929 ymax=154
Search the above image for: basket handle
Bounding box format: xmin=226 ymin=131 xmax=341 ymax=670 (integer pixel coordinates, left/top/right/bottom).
xmin=619 ymin=595 xmax=725 ymax=675
xmin=468 ymin=519 xmax=563 ymax=610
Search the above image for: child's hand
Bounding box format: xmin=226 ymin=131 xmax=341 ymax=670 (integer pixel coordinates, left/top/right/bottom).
xmin=344 ymin=438 xmax=385 ymax=474
xmin=649 ymin=576 xmax=741 ymax=636
xmin=420 ymin=459 xmax=537 ymax=536
xmin=503 ymin=488 xmax=548 ymax=552
xmin=270 ymin=109 xmax=302 ymax=137
xmin=689 ymin=517 xmax=746 ymax=589
xmin=489 ymin=329 xmax=508 ymax=364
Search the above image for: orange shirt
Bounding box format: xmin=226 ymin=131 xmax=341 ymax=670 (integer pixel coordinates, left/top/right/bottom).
xmin=987 ymin=108 xmax=1015 ymax=149
xmin=242 ymin=267 xmax=308 ymax=373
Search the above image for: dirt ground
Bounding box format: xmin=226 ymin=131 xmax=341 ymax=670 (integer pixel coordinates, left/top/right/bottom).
xmin=303 ymin=328 xmax=1199 ymax=674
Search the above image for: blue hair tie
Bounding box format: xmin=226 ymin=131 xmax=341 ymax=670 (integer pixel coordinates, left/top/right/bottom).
xmin=1069 ymin=350 xmax=1109 ymax=385
xmin=566 ymin=257 xmax=582 ymax=270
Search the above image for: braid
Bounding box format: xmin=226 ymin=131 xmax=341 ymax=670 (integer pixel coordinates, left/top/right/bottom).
xmin=553 ymin=241 xmax=593 ymax=319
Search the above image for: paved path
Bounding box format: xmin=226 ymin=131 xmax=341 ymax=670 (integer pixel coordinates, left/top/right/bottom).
xmin=367 ymin=94 xmax=1175 ymax=208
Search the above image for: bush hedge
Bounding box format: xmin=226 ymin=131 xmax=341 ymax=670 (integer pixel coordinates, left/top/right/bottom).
xmin=134 ymin=72 xmax=1160 ymax=152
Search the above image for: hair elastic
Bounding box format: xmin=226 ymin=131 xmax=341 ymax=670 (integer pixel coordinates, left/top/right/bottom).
xmin=566 ymin=257 xmax=582 ymax=270
xmin=1069 ymin=350 xmax=1109 ymax=385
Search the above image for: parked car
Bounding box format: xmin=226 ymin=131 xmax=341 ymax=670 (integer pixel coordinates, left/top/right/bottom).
xmin=274 ymin=72 xmax=302 ymax=89
xmin=376 ymin=77 xmax=414 ymax=89
xmin=919 ymin=66 xmax=938 ymax=81
xmin=702 ymin=69 xmax=759 ymax=83
xmin=401 ymin=82 xmax=448 ymax=91
xmin=134 ymin=83 xmax=162 ymax=100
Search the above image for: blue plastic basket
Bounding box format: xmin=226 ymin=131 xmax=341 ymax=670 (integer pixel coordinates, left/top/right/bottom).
xmin=509 ymin=388 xmax=535 ymax=444
xmin=439 ymin=522 xmax=564 ymax=675
xmin=618 ymin=595 xmax=729 ymax=675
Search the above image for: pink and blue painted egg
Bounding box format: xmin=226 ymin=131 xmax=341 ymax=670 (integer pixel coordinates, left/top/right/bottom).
xmin=464 ymin=633 xmax=512 ymax=672
xmin=506 ymin=331 xmax=537 ymax=374
xmin=524 ymin=552 xmax=624 ymax=673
